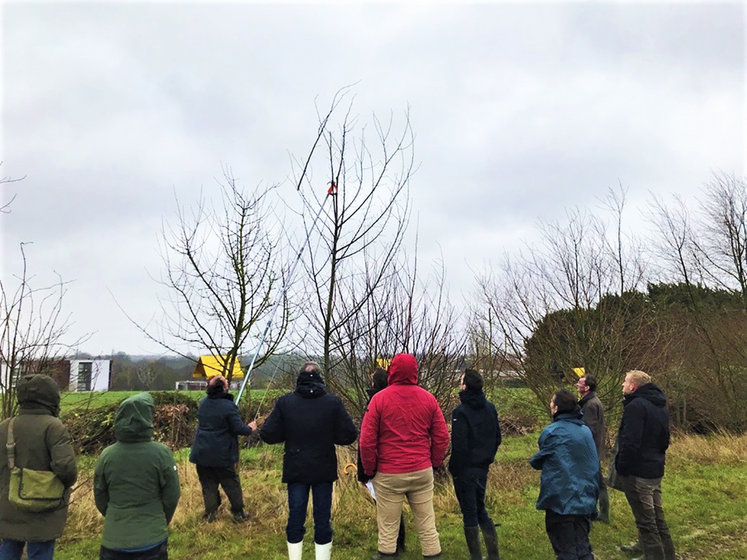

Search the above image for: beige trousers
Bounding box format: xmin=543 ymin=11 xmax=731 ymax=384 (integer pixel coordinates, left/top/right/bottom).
xmin=373 ymin=467 xmax=441 ymax=556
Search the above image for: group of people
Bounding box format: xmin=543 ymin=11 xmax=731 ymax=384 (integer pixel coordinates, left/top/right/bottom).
xmin=531 ymin=371 xmax=675 ymax=560
xmin=0 ymin=358 xmax=675 ymax=560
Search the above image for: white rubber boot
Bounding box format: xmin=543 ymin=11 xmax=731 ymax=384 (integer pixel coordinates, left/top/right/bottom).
xmin=315 ymin=541 xmax=332 ymax=560
xmin=287 ymin=541 xmax=303 ymax=560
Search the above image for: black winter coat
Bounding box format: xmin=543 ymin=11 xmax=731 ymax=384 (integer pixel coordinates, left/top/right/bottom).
xmin=357 ymin=387 xmax=379 ymax=483
xmin=189 ymin=393 xmax=253 ymax=468
xmin=615 ymin=383 xmax=670 ymax=479
xmin=260 ymin=379 xmax=357 ymax=485
xmin=448 ymin=389 xmax=501 ymax=477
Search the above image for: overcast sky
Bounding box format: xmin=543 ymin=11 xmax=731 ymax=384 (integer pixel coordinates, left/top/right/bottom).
xmin=1 ymin=1 xmax=744 ymax=356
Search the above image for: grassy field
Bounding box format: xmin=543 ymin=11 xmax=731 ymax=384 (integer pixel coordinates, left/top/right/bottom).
xmin=55 ymin=431 xmax=747 ymax=559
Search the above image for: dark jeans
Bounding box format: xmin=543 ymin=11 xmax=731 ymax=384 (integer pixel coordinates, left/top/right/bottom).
xmin=453 ymin=467 xmax=492 ymax=527
xmin=287 ymin=481 xmax=333 ymax=545
xmin=196 ymin=464 xmax=245 ymax=514
xmin=621 ymin=475 xmax=676 ymax=560
xmin=100 ymin=542 xmax=168 ymax=560
xmin=545 ymin=510 xmax=593 ymax=560
xmin=0 ymin=540 xmax=55 ymax=560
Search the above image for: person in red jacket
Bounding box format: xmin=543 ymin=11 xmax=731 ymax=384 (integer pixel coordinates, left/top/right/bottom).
xmin=360 ymin=354 xmax=450 ymax=560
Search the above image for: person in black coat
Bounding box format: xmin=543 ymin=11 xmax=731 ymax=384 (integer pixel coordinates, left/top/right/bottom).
xmin=189 ymin=375 xmax=256 ymax=523
xmin=616 ymin=370 xmax=675 ymax=560
xmin=260 ymin=362 xmax=357 ymax=560
xmin=449 ymin=369 xmax=502 ymax=560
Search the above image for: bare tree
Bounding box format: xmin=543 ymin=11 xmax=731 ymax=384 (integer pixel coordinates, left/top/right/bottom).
xmin=292 ymin=92 xmax=414 ymax=386
xmin=1 ymin=169 xmax=87 ymax=418
xmin=146 ymin=167 xmax=291 ymax=385
xmin=0 ymin=246 xmax=87 ymax=418
xmin=135 ymin=363 xmax=158 ymax=390
xmin=696 ymin=172 xmax=747 ymax=306
xmin=647 ymin=173 xmax=747 ymax=430
xmin=472 ymin=187 xmax=656 ymax=419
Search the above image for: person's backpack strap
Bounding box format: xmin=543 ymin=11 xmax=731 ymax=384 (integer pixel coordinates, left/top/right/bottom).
xmin=6 ymin=417 xmax=16 ymax=470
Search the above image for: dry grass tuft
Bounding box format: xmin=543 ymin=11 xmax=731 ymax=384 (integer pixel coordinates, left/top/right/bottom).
xmin=667 ymin=431 xmax=747 ymax=469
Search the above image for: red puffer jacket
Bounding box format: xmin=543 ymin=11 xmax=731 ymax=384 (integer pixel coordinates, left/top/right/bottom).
xmin=359 ymin=354 xmax=450 ymax=475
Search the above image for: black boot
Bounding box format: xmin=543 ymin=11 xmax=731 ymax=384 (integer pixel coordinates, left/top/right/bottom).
xmin=618 ymin=541 xmax=642 ymax=555
xmin=397 ymin=513 xmax=406 ymax=553
xmin=423 ymin=555 xmax=443 ymax=560
xmin=480 ymin=520 xmax=500 ymax=560
xmin=596 ymin=487 xmax=610 ymax=523
xmin=371 ymin=553 xmax=399 ymax=560
xmin=464 ymin=526 xmax=482 ymax=560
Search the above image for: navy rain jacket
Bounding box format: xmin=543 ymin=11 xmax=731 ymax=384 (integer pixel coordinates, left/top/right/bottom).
xmin=260 ymin=372 xmax=357 ymax=484
xmin=189 ymin=392 xmax=253 ymax=468
xmin=448 ymin=389 xmax=501 ymax=477
xmin=615 ymin=383 xmax=670 ymax=479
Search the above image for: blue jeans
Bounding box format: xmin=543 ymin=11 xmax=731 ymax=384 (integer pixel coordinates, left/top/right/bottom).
xmin=286 ymin=482 xmax=333 ymax=544
xmin=0 ymin=540 xmax=55 ymax=560
xmin=453 ymin=467 xmax=491 ymax=527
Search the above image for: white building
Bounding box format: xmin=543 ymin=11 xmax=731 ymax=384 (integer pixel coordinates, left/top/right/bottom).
xmin=68 ymin=359 xmax=112 ymax=392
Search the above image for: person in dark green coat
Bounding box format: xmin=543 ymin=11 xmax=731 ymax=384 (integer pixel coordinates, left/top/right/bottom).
xmin=0 ymin=374 xmax=78 ymax=560
xmin=94 ymin=393 xmax=180 ymax=560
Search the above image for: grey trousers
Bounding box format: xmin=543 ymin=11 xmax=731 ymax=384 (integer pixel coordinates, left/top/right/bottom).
xmin=621 ymin=475 xmax=676 ymax=560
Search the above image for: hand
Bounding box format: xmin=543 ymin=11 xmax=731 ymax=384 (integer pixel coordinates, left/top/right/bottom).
xmin=248 ymin=421 xmax=258 ymax=431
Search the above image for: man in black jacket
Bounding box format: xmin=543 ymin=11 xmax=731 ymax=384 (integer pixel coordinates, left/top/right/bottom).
xmin=260 ymin=362 xmax=357 ymax=560
xmin=616 ymin=370 xmax=675 ymax=560
xmin=577 ymin=373 xmax=609 ymax=523
xmin=448 ymin=369 xmax=501 ymax=560
xmin=189 ymin=375 xmax=256 ymax=523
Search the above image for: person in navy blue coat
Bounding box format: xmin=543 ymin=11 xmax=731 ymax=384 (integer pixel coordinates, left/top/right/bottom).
xmin=530 ymin=390 xmax=600 ymax=560
xmin=189 ymin=375 xmax=256 ymax=523
xmin=260 ymin=362 xmax=357 ymax=560
xmin=449 ymin=369 xmax=502 ymax=560
xmin=616 ymin=370 xmax=675 ymax=560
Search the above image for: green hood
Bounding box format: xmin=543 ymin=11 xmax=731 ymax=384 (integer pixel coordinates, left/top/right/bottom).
xmin=16 ymin=374 xmax=60 ymax=417
xmin=114 ymin=392 xmax=154 ymax=443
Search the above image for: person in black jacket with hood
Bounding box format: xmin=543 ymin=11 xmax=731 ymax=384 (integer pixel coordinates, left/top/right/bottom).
xmin=449 ymin=369 xmax=502 ymax=560
xmin=260 ymin=362 xmax=357 ymax=560
xmin=616 ymin=370 xmax=675 ymax=560
xmin=189 ymin=375 xmax=256 ymax=523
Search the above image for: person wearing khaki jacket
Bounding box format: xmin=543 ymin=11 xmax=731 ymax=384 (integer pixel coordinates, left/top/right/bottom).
xmin=0 ymin=374 xmax=78 ymax=560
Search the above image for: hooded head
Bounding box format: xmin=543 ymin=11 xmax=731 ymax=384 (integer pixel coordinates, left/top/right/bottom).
xmin=296 ymin=361 xmax=324 ymax=385
xmin=295 ymin=361 xmax=326 ymax=398
xmin=16 ymin=374 xmax=61 ymax=417
xmin=114 ymin=392 xmax=155 ymax=443
xmin=387 ymin=354 xmax=418 ymax=385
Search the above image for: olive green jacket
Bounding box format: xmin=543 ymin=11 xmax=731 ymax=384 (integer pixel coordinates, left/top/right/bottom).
xmin=0 ymin=374 xmax=78 ymax=542
xmin=94 ymin=393 xmax=180 ymax=550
